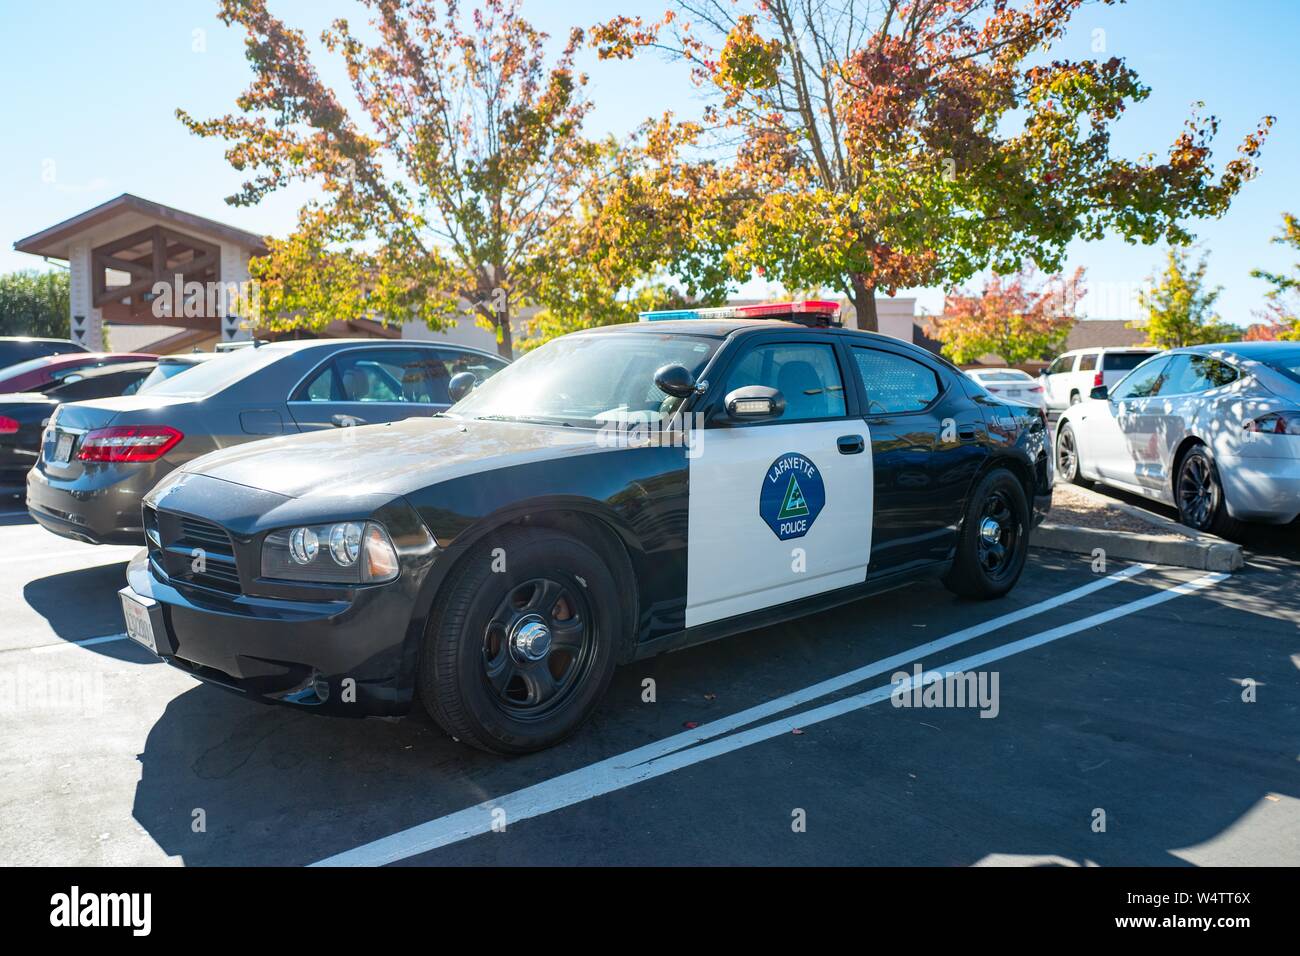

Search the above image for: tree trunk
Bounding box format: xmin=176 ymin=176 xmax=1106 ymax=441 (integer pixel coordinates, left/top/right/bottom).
xmin=495 ymin=307 xmax=513 ymax=360
xmin=850 ymin=273 xmax=878 ymax=332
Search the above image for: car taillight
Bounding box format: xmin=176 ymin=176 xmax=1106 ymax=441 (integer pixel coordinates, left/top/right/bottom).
xmin=1244 ymin=412 xmax=1300 ymax=435
xmin=77 ymin=425 xmax=183 ymax=463
xmin=1093 ymin=371 xmax=1103 ymax=388
xmin=0 ymin=416 xmax=18 ymax=435
xmin=1029 ymin=385 xmax=1043 ymax=393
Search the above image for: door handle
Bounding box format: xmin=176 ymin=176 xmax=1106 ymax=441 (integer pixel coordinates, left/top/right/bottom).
xmin=837 ymin=434 xmax=865 ymax=455
xmin=331 ymin=413 xmax=367 ymax=428
xmin=958 ymin=424 xmax=978 ymax=442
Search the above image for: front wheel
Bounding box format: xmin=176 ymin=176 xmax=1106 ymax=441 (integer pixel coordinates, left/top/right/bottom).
xmin=944 ymin=468 xmax=1031 ymax=600
xmin=419 ymin=527 xmax=621 ymax=754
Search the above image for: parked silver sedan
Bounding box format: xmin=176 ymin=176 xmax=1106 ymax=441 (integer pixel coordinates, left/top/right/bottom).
xmin=27 ymin=339 xmax=506 ymax=544
xmin=1055 ymin=341 xmax=1300 ymax=536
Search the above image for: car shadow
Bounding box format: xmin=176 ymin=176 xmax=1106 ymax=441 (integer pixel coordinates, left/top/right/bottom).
xmin=22 ymin=561 xmax=159 ymax=663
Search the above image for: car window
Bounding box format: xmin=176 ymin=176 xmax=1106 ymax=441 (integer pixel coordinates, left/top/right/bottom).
xmin=45 ymin=371 xmax=140 ymax=401
xmin=853 ymin=347 xmax=941 ymax=414
xmin=1102 ymin=351 xmax=1156 ymax=372
xmin=1077 ymin=353 xmax=1098 ymax=371
xmin=333 ymin=348 xmax=450 ymax=404
xmin=300 ymin=364 xmax=340 ymax=402
xmin=143 ymin=346 xmax=285 ymax=398
xmin=136 ymin=360 xmax=207 ymax=394
xmin=1047 ymin=355 xmax=1073 ymax=375
xmin=725 ymin=342 xmax=847 ymax=421
xmin=1161 ymin=354 xmax=1239 ymax=395
xmin=1111 ymin=356 xmax=1171 ymax=400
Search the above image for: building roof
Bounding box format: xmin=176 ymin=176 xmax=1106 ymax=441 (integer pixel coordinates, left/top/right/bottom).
xmin=13 ymin=193 xmax=269 ymax=260
xmin=1064 ymin=319 xmax=1148 ymax=351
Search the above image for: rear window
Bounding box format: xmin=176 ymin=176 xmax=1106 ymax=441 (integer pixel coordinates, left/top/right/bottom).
xmin=140 ymin=347 xmax=286 ymax=398
xmin=973 ymin=370 xmax=1031 ymax=383
xmin=1258 ymin=347 xmax=1300 ymax=385
xmin=1102 ymin=351 xmax=1156 ymax=372
xmin=136 ymin=359 xmax=210 ymax=393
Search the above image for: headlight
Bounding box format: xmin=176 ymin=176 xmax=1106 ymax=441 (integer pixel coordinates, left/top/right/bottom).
xmin=261 ymin=521 xmax=399 ymax=584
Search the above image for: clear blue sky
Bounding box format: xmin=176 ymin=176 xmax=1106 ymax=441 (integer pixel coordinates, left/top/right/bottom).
xmin=2 ymin=0 xmax=1296 ymax=325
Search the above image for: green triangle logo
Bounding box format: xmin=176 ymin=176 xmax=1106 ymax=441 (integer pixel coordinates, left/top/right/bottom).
xmin=777 ymin=473 xmax=810 ymax=520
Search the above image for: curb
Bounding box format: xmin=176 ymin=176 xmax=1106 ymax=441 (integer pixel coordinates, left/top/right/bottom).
xmin=1032 ymin=522 xmax=1244 ymax=572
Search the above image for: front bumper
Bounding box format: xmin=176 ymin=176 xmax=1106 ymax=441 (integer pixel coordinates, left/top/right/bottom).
xmin=121 ymin=473 xmax=439 ymax=716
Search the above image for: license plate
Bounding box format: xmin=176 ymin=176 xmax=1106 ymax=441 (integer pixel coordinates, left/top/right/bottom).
xmin=1005 ymin=389 xmax=1023 ymax=397
xmin=52 ymin=431 xmax=74 ymax=464
xmin=120 ymin=591 xmax=158 ymax=654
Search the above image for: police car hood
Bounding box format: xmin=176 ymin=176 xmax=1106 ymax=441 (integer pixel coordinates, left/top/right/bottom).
xmin=181 ymin=415 xmax=605 ymax=499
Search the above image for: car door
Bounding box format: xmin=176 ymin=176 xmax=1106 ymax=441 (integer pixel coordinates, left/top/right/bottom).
xmin=851 ymin=345 xmax=988 ymax=574
xmin=1144 ymin=353 xmax=1239 ymax=491
xmin=287 ymin=346 xmax=451 ymax=430
xmin=685 ymin=336 xmax=873 ymax=628
xmin=1090 ymin=355 xmax=1173 ymax=485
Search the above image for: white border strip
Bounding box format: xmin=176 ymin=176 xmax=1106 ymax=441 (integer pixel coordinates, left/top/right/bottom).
xmin=314 ymin=563 xmax=1183 ymax=867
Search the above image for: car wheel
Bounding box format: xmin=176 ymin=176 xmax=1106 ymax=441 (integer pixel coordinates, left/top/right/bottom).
xmin=1175 ymin=445 xmax=1244 ymax=540
xmin=1055 ymin=421 xmax=1092 ymax=487
xmin=944 ymin=468 xmax=1031 ymax=600
xmin=1068 ymin=390 xmax=1081 ymax=406
xmin=419 ymin=526 xmax=621 ymax=754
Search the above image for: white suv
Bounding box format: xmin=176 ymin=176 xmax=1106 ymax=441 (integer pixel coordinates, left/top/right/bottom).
xmin=1040 ymin=347 xmax=1159 ymax=410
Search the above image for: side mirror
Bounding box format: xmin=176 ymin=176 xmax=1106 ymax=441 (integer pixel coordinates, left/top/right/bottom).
xmin=723 ymin=385 xmax=785 ymax=422
xmin=1089 ymin=384 xmax=1109 ymax=401
xmin=448 ymin=371 xmax=478 ymax=403
xmin=1038 ymin=367 xmax=1049 ymax=376
xmin=654 ymin=364 xmax=696 ymax=399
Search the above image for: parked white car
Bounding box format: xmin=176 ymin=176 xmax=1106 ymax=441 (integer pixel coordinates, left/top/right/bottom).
xmin=1040 ymin=347 xmax=1158 ymax=410
xmin=964 ymin=367 xmax=1048 ymax=413
xmin=1055 ymin=342 xmax=1300 ymax=537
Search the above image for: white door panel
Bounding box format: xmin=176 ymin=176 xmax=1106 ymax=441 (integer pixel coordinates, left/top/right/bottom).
xmin=686 ymin=421 xmax=873 ymax=628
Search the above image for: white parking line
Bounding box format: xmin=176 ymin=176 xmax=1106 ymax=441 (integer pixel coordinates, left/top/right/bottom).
xmin=313 ymin=562 xmax=1195 ymax=867
xmin=28 ymin=632 xmax=128 ymax=654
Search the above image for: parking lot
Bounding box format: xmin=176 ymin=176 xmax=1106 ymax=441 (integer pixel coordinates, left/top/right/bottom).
xmin=1 ymin=494 xmax=1297 ymax=868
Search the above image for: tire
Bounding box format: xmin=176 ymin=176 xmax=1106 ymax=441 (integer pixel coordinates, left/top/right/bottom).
xmin=418 ymin=526 xmax=621 ymax=754
xmin=1055 ymin=421 xmax=1092 ymax=487
xmin=944 ymin=468 xmax=1031 ymax=600
xmin=1068 ymin=390 xmax=1081 ymax=406
xmin=1175 ymin=445 xmax=1245 ymax=540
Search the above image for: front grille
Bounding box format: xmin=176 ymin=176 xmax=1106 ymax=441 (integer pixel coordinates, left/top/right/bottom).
xmin=155 ymin=510 xmax=242 ymax=595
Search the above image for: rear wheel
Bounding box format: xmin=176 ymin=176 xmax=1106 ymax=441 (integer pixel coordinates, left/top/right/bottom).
xmin=419 ymin=527 xmax=621 ymax=754
xmin=1068 ymin=390 xmax=1081 ymax=406
xmin=1055 ymin=421 xmax=1092 ymax=487
xmin=944 ymin=468 xmax=1030 ymax=600
xmin=1175 ymin=445 xmax=1244 ymax=540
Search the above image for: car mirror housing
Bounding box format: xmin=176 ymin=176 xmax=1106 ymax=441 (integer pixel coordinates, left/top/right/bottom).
xmin=1090 ymin=384 xmax=1109 ymax=401
xmin=448 ymin=371 xmax=478 ymax=403
xmin=653 ymin=364 xmax=697 ymax=398
xmin=723 ymin=385 xmax=785 ymax=422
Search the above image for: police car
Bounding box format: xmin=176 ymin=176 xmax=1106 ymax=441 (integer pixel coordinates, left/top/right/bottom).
xmin=119 ymin=302 xmax=1052 ymax=754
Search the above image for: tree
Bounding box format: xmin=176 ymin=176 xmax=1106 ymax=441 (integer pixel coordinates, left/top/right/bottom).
xmin=180 ymin=0 xmax=620 ymax=358
xmin=593 ymin=0 xmax=1273 ymax=331
xmin=0 ymin=270 xmax=70 ymax=338
xmin=1133 ymin=247 xmax=1239 ymax=348
xmin=932 ymin=265 xmax=1083 ymax=365
xmin=1249 ymin=212 xmax=1300 ymax=339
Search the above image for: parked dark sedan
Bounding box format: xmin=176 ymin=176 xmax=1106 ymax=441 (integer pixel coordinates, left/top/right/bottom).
xmin=28 ymin=339 xmax=507 ymax=544
xmin=0 ymin=336 xmax=89 ymax=371
xmin=0 ymin=355 xmax=213 ymax=494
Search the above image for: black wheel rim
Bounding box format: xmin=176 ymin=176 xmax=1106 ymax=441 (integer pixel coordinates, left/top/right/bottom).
xmin=1178 ymin=455 xmax=1217 ymax=529
xmin=1057 ymin=428 xmax=1077 ymax=479
xmin=481 ymin=575 xmax=596 ymax=721
xmin=976 ymin=490 xmax=1022 ymax=581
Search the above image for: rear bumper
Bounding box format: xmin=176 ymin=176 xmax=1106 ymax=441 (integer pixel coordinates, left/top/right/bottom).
xmin=1218 ymin=454 xmax=1300 ymax=524
xmin=26 ymin=459 xmax=164 ymax=544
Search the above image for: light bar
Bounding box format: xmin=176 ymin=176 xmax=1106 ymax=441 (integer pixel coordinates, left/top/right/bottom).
xmin=639 ymin=300 xmax=841 ymax=326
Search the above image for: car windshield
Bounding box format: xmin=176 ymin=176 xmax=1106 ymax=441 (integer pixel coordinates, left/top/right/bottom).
xmin=1258 ymin=347 xmax=1300 ymax=385
xmin=449 ymin=330 xmax=721 ymax=427
xmin=136 ymin=359 xmax=210 ymax=393
xmin=140 ymin=347 xmax=284 ymax=397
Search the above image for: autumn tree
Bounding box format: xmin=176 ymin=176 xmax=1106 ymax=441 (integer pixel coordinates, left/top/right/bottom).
xmin=933 ymin=265 xmax=1083 ymax=364
xmin=180 ymin=0 xmax=623 ymax=358
xmin=1133 ymin=247 xmax=1239 ymax=348
xmin=592 ymin=0 xmax=1273 ymax=331
xmin=1249 ymin=212 xmax=1300 ymax=340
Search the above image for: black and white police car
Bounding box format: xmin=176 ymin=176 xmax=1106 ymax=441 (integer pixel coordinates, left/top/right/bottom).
xmin=119 ymin=301 xmax=1052 ymax=753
